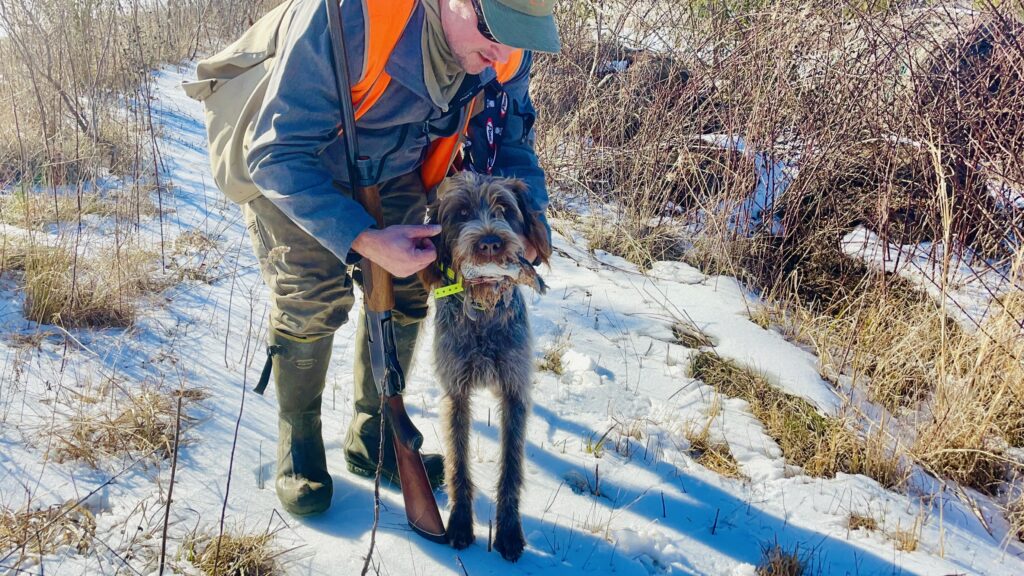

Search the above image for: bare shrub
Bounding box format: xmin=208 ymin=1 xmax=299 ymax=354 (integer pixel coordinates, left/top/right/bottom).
xmin=170 ymin=229 xmax=226 ymax=283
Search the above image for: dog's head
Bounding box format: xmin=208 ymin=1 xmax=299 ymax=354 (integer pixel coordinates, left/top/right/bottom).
xmin=421 ymin=171 xmax=551 ymax=311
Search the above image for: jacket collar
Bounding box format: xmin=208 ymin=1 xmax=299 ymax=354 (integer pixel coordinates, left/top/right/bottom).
xmin=385 ymin=4 xmax=496 ymax=112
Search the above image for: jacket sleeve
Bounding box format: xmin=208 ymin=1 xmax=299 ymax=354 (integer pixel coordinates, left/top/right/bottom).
xmin=467 ymin=51 xmax=551 ymax=238
xmin=247 ymin=0 xmax=375 ymax=263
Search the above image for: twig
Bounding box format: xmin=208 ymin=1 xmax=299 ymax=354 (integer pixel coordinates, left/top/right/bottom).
xmin=158 ymin=393 xmax=184 ymax=576
xmin=360 ymin=392 xmax=388 ymax=576
xmin=213 ymin=301 xmax=257 ymax=575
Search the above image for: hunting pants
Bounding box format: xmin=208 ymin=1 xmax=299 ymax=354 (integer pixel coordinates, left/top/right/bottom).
xmin=243 ymin=171 xmax=430 ymax=464
xmin=243 ymin=171 xmax=430 ymax=336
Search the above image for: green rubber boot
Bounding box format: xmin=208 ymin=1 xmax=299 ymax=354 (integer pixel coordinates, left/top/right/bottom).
xmin=272 ymin=330 xmax=334 ymax=516
xmin=344 ymin=318 xmax=445 ymax=489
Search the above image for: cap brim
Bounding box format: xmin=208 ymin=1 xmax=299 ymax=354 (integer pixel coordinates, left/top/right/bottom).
xmin=480 ymin=0 xmax=561 ymax=54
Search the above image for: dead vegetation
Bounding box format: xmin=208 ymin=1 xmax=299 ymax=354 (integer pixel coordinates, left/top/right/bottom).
xmin=0 ymin=502 xmax=96 ymax=570
xmin=182 ymin=532 xmax=284 ymax=576
xmin=537 ymin=0 xmax=1024 ymax=531
xmin=0 ymin=186 xmax=161 ymax=230
xmin=848 ymin=513 xmax=878 ymax=532
xmin=537 ymin=330 xmax=572 ymax=375
xmin=757 ymin=542 xmax=807 ymax=576
xmin=685 ymin=395 xmax=743 ymax=478
xmin=689 ymin=351 xmax=903 ymax=488
xmin=50 ymin=384 xmax=207 ymax=468
xmin=18 ymin=238 xmax=169 ymax=328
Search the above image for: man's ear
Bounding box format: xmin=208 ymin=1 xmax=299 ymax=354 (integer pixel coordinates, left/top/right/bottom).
xmin=509 ymin=179 xmax=552 ymax=265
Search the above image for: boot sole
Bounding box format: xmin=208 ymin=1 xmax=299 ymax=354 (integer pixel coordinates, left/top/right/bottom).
xmin=346 ymin=460 xmax=444 ymax=490
xmin=346 ymin=461 xmax=401 ymax=486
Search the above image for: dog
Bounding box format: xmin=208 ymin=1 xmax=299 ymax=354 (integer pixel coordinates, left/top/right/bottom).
xmin=419 ymin=171 xmax=551 ymax=561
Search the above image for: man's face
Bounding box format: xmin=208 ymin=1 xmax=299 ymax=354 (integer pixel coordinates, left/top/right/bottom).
xmin=440 ymin=0 xmax=517 ymax=74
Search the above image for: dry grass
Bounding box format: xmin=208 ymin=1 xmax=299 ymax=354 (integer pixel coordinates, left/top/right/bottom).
xmin=170 ymin=229 xmax=225 ymax=283
xmin=15 ymin=237 xmax=171 ymax=328
xmin=890 ymin=519 xmax=921 ymax=552
xmin=672 ymin=320 xmax=715 ymax=349
xmin=689 ymin=351 xmax=903 ymax=487
xmin=0 ymin=186 xmax=160 ymax=230
xmin=0 ymin=0 xmax=286 ymax=184
xmin=685 ymin=395 xmax=743 ymax=478
xmin=909 ymin=283 xmax=1024 ymax=494
xmin=0 ymin=234 xmax=29 ymax=273
xmin=0 ymin=502 xmax=96 ymax=569
xmin=848 ymin=513 xmax=878 ymax=532
xmin=1007 ymin=493 xmax=1024 ymax=543
xmin=183 ymin=532 xmax=283 ymax=576
xmin=50 ymin=385 xmax=207 ymax=468
xmin=537 ymin=331 xmax=572 ymax=375
xmin=757 ymin=542 xmax=806 ymax=576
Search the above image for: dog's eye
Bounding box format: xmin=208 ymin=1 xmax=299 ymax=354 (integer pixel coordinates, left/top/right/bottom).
xmin=458 ymin=208 xmax=470 ymax=218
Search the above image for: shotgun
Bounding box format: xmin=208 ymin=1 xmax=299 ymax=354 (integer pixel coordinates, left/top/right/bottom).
xmin=325 ymin=0 xmax=446 ymax=543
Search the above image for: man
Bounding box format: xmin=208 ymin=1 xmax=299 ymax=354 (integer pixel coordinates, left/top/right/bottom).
xmin=245 ymin=0 xmax=559 ymax=516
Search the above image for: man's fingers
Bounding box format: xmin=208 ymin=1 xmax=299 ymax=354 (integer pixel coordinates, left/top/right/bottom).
xmin=403 ymin=224 xmax=442 ymax=238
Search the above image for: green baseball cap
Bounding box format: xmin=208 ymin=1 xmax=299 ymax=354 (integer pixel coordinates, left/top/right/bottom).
xmin=478 ymin=0 xmax=561 ymax=54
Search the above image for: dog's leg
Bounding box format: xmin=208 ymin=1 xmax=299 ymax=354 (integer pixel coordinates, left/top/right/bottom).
xmin=443 ymin=387 xmax=475 ymax=548
xmin=494 ymin=390 xmax=529 ymax=561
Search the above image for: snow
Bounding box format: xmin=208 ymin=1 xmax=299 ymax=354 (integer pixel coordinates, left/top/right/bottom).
xmin=841 ymin=226 xmax=1021 ymax=327
xmin=1 ymin=63 xmax=1023 ymax=575
xmin=695 ymin=134 xmax=793 ymax=236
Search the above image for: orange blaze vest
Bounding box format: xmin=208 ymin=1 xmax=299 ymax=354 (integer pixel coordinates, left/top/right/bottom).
xmin=352 ymin=0 xmax=524 ymax=190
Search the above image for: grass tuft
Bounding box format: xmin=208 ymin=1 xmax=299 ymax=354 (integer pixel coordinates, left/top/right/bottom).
xmin=690 ymin=351 xmax=903 ymax=487
xmin=848 ymin=513 xmax=878 ymax=531
xmin=757 ymin=542 xmax=806 ymax=576
xmin=183 ymin=532 xmax=282 ymax=576
xmin=0 ymin=187 xmax=160 ymax=230
xmin=18 ymin=238 xmax=169 ymax=328
xmin=50 ymin=385 xmax=207 ymax=467
xmin=685 ymin=395 xmax=743 ymax=478
xmin=0 ymin=502 xmax=96 ymax=569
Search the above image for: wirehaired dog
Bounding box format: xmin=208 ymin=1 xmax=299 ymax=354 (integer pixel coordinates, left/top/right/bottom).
xmin=420 ymin=171 xmax=551 ymax=561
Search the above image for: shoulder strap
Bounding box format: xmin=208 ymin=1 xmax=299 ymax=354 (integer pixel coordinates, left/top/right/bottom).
xmin=420 ymin=50 xmax=527 ymax=189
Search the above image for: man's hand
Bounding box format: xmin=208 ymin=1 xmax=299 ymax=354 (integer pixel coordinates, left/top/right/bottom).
xmin=352 ymin=225 xmax=441 ymax=278
xmin=518 ymin=233 xmax=538 ymax=263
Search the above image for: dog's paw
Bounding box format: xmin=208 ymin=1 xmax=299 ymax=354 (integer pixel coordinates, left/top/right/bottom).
xmin=493 ymin=520 xmax=526 ymax=562
xmin=446 ymin=507 xmax=475 ymax=550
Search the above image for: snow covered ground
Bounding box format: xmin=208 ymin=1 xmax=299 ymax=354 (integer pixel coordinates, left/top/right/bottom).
xmin=2 ymin=64 xmax=1024 ymax=575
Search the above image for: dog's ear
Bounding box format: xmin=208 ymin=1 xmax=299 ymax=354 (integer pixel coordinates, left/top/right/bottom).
xmin=509 ymin=179 xmax=552 ymax=266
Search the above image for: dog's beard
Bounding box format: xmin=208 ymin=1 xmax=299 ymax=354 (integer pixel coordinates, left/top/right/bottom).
xmin=450 ymin=222 xmax=525 ymax=316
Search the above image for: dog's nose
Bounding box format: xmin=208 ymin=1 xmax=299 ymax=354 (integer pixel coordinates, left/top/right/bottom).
xmin=476 ymin=235 xmax=504 ymax=257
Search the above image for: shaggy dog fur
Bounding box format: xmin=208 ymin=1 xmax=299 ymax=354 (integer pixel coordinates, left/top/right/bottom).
xmin=420 ymin=171 xmax=551 ymax=561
